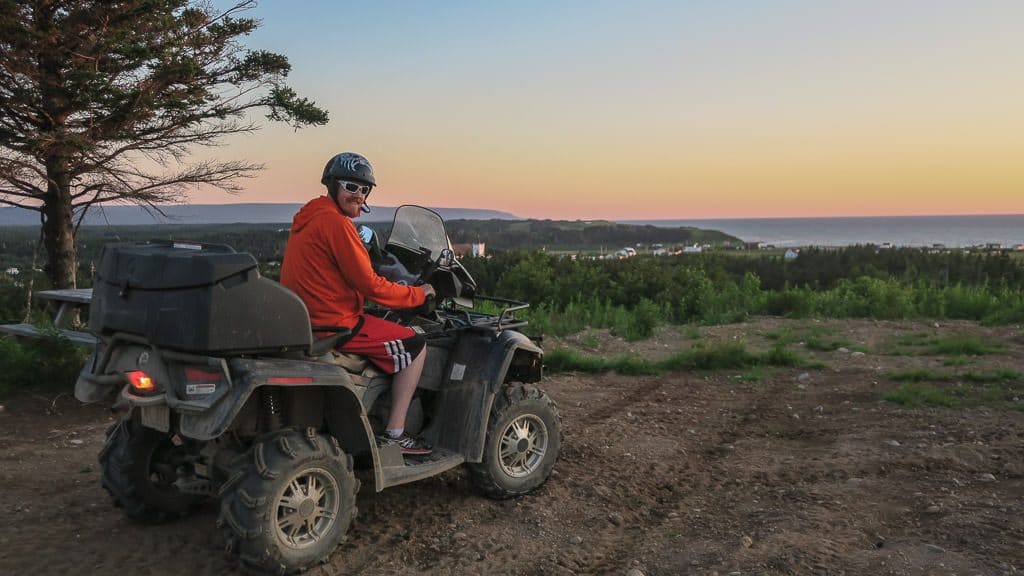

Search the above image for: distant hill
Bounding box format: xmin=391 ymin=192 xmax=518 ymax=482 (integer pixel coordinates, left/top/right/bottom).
xmin=444 ymin=219 xmax=742 ymax=250
xmin=0 ymin=204 xmax=519 ymax=226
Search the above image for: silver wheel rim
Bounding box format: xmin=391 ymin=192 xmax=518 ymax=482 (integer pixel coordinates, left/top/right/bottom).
xmin=498 ymin=414 xmax=548 ymax=478
xmin=273 ymin=467 xmax=340 ymax=550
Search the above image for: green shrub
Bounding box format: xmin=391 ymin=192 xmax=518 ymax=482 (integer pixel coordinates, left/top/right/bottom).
xmin=764 ymin=287 xmax=814 ymax=318
xmin=612 ymin=298 xmax=661 ymax=341
xmin=0 ymin=333 xmax=88 ymax=398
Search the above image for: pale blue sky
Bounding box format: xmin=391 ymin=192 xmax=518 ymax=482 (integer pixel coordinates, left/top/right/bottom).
xmin=204 ymin=1 xmax=1024 ymax=219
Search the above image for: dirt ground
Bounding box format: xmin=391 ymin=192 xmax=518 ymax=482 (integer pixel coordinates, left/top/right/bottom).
xmin=1 ymin=318 xmax=1022 ymax=576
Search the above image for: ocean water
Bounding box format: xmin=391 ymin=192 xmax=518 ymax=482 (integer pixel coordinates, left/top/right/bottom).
xmin=622 ymin=214 xmax=1024 ymax=248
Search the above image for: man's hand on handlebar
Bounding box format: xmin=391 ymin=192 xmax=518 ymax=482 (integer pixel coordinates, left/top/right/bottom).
xmin=421 ymin=284 xmax=436 ymax=299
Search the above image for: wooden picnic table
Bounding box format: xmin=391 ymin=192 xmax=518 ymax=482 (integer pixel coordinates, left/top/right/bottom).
xmin=0 ymin=288 xmax=97 ymax=348
xmin=36 ymin=288 xmax=94 ymax=328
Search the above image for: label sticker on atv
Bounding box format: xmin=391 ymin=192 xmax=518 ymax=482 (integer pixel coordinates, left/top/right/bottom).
xmin=186 ymin=383 xmax=216 ymax=395
xmin=411 ymin=326 xmax=425 ymax=334
xmin=450 ymin=363 xmax=466 ymax=381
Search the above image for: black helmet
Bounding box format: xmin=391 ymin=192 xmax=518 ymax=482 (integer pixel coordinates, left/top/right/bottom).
xmin=321 ymin=152 xmax=376 ymax=199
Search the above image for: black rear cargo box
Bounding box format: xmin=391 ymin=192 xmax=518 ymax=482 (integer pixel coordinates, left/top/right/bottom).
xmin=90 ymin=241 xmax=312 ymax=354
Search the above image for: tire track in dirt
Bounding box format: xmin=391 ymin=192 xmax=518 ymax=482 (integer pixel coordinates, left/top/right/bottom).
xmin=552 ymin=373 xmax=768 ymax=574
xmin=569 ymin=372 xmax=841 ymax=575
xmin=575 ymin=376 xmax=665 ymax=425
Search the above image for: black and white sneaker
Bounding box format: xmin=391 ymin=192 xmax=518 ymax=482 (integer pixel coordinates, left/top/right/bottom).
xmin=376 ymin=433 xmax=433 ymax=456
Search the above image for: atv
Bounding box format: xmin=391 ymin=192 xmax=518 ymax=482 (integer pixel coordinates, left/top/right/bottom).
xmin=75 ymin=205 xmax=561 ymax=575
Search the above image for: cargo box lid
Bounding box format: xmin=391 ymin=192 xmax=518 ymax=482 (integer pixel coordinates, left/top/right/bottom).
xmin=95 ymin=241 xmax=258 ymax=291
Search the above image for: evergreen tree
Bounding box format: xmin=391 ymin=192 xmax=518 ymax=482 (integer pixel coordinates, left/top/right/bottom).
xmin=0 ymin=0 xmax=327 ymax=288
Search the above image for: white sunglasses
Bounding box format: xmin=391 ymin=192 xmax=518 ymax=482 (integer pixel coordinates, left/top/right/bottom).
xmin=338 ymin=180 xmax=372 ymax=195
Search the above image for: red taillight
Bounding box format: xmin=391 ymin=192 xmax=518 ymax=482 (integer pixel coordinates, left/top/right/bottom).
xmin=126 ymin=370 xmax=155 ymax=392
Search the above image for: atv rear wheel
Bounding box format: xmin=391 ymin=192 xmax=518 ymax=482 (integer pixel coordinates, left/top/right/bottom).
xmin=218 ymin=427 xmax=359 ymax=575
xmin=99 ymin=417 xmax=205 ymax=522
xmin=470 ymin=385 xmax=562 ymax=499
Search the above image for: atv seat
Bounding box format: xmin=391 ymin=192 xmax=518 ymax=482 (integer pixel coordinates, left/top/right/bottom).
xmin=307 ymin=328 xmax=353 ymax=357
xmin=321 ymin=350 xmax=368 ymax=372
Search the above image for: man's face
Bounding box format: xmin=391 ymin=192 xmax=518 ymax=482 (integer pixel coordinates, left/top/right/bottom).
xmin=334 ymin=180 xmax=371 ymax=218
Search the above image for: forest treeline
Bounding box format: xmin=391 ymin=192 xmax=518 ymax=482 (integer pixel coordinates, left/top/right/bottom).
xmin=2 ymin=225 xmax=1023 ymax=332
xmin=462 ymin=248 xmax=1024 ymax=337
xmin=0 ymin=218 xmax=740 ymax=273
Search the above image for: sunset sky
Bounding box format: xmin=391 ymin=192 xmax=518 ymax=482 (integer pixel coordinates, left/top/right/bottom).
xmin=197 ymin=0 xmax=1024 ymax=220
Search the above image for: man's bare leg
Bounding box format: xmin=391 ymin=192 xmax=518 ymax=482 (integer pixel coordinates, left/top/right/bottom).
xmin=386 ymin=348 xmax=427 ymax=432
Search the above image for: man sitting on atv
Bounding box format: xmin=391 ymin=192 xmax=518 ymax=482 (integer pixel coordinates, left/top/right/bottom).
xmin=281 ymin=152 xmax=435 ymax=456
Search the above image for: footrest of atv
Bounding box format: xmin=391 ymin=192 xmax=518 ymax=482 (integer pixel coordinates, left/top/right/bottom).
xmin=379 ymin=448 xmax=464 ymax=489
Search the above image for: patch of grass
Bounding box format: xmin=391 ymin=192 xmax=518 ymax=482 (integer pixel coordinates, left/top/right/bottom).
xmin=544 ymin=348 xmax=659 ymax=375
xmin=887 ymin=347 xmax=921 ymax=356
xmin=684 ymin=325 xmax=702 ymax=340
xmin=926 ymin=334 xmax=1002 ymax=356
xmin=884 ymin=333 xmax=1001 ymax=357
xmin=804 ymin=335 xmax=851 ymax=352
xmin=892 ymin=332 xmax=935 ymax=347
xmin=888 ymin=367 xmax=1020 ymax=384
xmin=883 ymin=379 xmax=1022 ymax=409
xmin=883 ymin=382 xmax=962 ymax=407
xmin=764 ymin=325 xmax=846 ymax=353
xmin=882 ymin=363 xmax=1022 ymax=409
xmin=547 ymin=340 xmax=815 ymax=376
xmin=662 ymin=341 xmax=760 ymax=371
xmin=764 ymin=327 xmax=797 ymax=345
xmin=942 ymin=355 xmax=971 ymax=367
xmin=544 ymin=348 xmax=607 ymax=373
xmin=960 ymin=368 xmax=1021 ymax=383
xmin=580 ymin=331 xmax=600 ymax=350
xmin=764 ymin=344 xmax=806 ymax=367
xmin=738 ymin=366 xmax=768 ymax=383
xmin=888 ymin=369 xmax=952 ymax=382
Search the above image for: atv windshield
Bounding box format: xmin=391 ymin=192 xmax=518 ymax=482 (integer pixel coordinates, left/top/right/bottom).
xmin=387 ymin=205 xmax=449 ymax=259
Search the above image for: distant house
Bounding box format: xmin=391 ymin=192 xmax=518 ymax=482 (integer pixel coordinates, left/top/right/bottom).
xmin=985 ymin=243 xmax=1004 ymax=250
xmin=452 ymin=243 xmax=486 ymax=258
xmin=652 ymin=248 xmax=669 ymax=256
xmin=4 ymin=267 xmax=19 ymax=276
xmin=682 ymin=245 xmax=702 ymax=254
xmin=784 ymin=249 xmax=800 ymax=261
xmin=745 ymin=241 xmax=767 ymax=250
xmin=1014 ymin=244 xmax=1024 ymax=251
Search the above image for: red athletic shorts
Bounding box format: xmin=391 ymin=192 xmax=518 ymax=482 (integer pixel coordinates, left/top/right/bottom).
xmin=337 ymin=315 xmax=425 ymax=374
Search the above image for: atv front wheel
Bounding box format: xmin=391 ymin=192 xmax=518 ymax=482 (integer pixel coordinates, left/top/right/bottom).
xmin=218 ymin=428 xmax=359 ymax=575
xmin=469 ymin=385 xmax=562 ymax=499
xmin=99 ymin=417 xmax=205 ymax=522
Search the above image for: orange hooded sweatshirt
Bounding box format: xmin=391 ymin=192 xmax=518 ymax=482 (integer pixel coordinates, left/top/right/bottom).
xmin=280 ymin=196 xmax=426 ymax=330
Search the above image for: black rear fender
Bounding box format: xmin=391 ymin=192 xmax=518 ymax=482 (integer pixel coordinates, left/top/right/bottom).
xmin=178 ymin=357 xmax=366 ymax=441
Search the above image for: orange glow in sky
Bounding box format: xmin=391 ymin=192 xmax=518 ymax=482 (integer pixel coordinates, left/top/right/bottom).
xmin=189 ymin=1 xmax=1024 ymax=220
